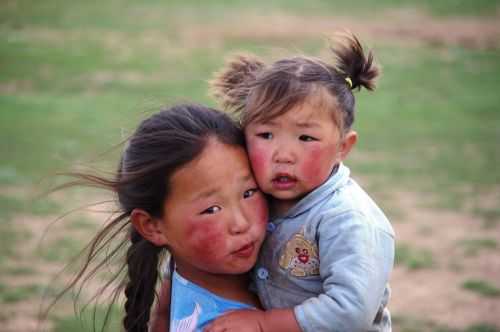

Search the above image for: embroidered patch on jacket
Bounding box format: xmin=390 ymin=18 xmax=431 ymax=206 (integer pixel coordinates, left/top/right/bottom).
xmin=279 ymin=229 xmax=320 ymax=277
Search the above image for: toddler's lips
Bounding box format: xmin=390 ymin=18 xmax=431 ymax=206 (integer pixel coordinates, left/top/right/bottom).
xmin=272 ymin=174 xmax=297 ymax=190
xmin=232 ymin=242 xmax=255 ymax=258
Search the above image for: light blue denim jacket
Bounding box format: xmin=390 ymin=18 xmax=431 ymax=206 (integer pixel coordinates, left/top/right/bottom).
xmin=252 ymin=163 xmax=395 ymax=332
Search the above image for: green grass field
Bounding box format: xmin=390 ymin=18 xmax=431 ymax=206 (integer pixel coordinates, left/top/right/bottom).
xmin=1 ymin=1 xmax=500 ymax=331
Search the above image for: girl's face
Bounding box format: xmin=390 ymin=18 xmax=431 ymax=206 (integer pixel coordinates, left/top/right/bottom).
xmin=245 ymin=98 xmax=344 ymax=213
xmin=159 ymin=138 xmax=268 ymax=282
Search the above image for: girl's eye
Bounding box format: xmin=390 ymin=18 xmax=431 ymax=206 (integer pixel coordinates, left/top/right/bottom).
xmin=299 ymin=135 xmax=317 ymax=142
xmin=256 ymin=132 xmax=273 ymax=140
xmin=201 ymin=206 xmax=222 ymax=215
xmin=243 ymin=188 xmax=259 ymax=199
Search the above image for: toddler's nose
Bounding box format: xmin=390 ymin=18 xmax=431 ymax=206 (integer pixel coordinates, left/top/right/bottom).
xmin=274 ymin=148 xmax=295 ymax=164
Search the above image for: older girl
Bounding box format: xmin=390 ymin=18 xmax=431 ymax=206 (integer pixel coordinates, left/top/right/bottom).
xmin=55 ymin=104 xmax=268 ymax=332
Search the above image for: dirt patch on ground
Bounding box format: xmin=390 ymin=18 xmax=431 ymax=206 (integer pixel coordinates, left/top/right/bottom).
xmin=0 ymin=198 xmax=123 ymax=332
xmin=178 ymin=9 xmax=500 ymax=50
xmin=6 ymin=8 xmax=499 ymax=95
xmin=387 ymin=190 xmax=500 ymax=328
xmin=2 ymin=186 xmax=499 ymax=331
xmin=12 ymin=8 xmax=500 ymax=52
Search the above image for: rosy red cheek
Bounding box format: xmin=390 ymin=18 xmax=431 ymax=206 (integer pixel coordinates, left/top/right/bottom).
xmin=185 ymin=220 xmax=225 ymax=263
xmin=300 ymin=147 xmax=329 ymax=182
xmin=254 ymin=197 xmax=269 ymax=227
xmin=248 ymin=147 xmax=269 ymax=184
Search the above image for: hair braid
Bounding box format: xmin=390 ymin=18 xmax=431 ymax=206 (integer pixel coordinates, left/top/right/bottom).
xmin=123 ymin=228 xmax=163 ymax=332
xmin=48 ymin=105 xmax=245 ymax=331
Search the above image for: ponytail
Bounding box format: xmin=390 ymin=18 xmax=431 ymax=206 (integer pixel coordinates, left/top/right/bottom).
xmin=331 ymin=31 xmax=380 ymax=91
xmin=210 ymin=54 xmax=265 ymax=112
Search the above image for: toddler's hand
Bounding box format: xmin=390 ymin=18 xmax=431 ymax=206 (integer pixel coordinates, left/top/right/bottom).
xmin=204 ymin=309 xmax=265 ymax=332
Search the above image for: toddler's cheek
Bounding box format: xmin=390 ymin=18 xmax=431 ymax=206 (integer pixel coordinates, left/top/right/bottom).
xmin=301 ymin=147 xmax=330 ymax=182
xmin=248 ymin=148 xmax=269 ymax=182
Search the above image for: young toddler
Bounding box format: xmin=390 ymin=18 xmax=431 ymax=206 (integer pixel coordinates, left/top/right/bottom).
xmin=207 ymin=32 xmax=395 ymax=332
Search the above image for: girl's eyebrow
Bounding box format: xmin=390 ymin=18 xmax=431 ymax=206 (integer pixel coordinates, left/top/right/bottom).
xmin=190 ymin=174 xmax=254 ymax=201
xmin=191 ymin=187 xmax=219 ymax=201
xmin=240 ymin=173 xmax=253 ymax=183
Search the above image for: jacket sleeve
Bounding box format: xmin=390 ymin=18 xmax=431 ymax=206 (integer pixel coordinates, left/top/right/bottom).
xmin=293 ymin=211 xmax=395 ymax=332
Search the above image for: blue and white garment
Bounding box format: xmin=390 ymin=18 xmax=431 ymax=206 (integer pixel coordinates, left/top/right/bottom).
xmin=170 ymin=271 xmax=254 ymax=332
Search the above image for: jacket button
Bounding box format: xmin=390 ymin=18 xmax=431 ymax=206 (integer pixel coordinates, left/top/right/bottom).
xmin=257 ymin=267 xmax=269 ymax=280
xmin=266 ymin=222 xmax=276 ymax=232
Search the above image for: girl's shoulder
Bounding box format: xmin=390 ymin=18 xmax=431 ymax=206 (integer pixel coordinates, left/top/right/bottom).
xmin=170 ymin=272 xmax=254 ymax=331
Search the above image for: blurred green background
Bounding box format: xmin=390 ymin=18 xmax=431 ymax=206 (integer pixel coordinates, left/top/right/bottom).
xmin=1 ymin=1 xmax=500 ymax=331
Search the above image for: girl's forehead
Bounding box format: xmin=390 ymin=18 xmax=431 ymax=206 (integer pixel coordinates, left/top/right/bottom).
xmin=167 ymin=139 xmax=251 ymax=201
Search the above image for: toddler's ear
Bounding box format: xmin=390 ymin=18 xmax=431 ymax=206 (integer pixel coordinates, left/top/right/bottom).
xmin=130 ymin=208 xmax=168 ymax=246
xmin=338 ymin=131 xmax=357 ymax=161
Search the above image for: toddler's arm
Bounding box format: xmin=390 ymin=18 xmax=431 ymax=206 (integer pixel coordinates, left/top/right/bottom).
xmin=293 ymin=211 xmax=394 ymax=331
xmin=206 ymin=212 xmax=393 ymax=332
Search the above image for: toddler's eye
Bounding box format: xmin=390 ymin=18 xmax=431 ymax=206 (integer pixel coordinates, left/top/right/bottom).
xmin=243 ymin=188 xmax=259 ymax=199
xmin=257 ymin=132 xmax=273 ymax=140
xmin=201 ymin=206 xmax=222 ymax=214
xmin=299 ymin=135 xmax=317 ymax=142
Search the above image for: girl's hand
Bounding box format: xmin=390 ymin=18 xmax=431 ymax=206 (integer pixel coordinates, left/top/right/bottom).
xmin=204 ymin=309 xmax=265 ymax=332
xmin=150 ymin=279 xmax=172 ymax=332
xmin=204 ymin=308 xmax=301 ymax=332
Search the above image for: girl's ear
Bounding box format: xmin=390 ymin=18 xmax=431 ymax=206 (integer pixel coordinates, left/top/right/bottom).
xmin=130 ymin=208 xmax=168 ymax=247
xmin=338 ymin=130 xmax=358 ymax=161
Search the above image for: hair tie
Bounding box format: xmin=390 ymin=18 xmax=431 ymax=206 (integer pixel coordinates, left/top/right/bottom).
xmin=345 ymin=77 xmax=353 ymax=89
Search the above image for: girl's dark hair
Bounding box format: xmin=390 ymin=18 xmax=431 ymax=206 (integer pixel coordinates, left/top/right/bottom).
xmin=51 ymin=104 xmax=244 ymax=332
xmin=211 ymin=31 xmax=380 ymax=132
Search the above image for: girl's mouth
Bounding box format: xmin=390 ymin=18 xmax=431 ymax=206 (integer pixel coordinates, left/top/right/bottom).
xmin=232 ymin=242 xmax=255 ymax=258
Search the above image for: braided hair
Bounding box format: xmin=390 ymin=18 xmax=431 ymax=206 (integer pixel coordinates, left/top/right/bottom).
xmin=49 ymin=104 xmax=244 ymax=331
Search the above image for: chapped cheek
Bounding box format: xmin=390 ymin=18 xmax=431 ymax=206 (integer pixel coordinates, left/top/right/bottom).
xmin=252 ymin=197 xmax=269 ymax=230
xmin=301 ymin=147 xmax=328 ymax=181
xmin=185 ymin=220 xmax=225 ymax=262
xmin=248 ymin=147 xmax=269 ymax=183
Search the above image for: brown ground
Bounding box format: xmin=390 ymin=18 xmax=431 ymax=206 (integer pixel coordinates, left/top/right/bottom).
xmin=178 ymin=9 xmax=500 ymax=50
xmin=2 ymin=186 xmax=499 ymax=331
xmin=385 ymin=190 xmax=500 ymax=328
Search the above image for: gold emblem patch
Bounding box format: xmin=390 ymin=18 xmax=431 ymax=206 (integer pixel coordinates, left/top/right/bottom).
xmin=279 ymin=229 xmax=320 ymax=277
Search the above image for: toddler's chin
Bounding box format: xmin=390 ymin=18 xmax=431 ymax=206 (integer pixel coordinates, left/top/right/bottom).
xmin=269 ymin=190 xmax=303 ymax=201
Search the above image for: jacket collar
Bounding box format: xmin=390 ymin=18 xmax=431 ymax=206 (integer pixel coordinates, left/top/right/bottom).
xmin=271 ymin=163 xmax=350 ymax=222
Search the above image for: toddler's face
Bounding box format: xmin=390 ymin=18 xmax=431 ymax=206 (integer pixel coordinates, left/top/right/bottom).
xmin=245 ymin=101 xmax=342 ymax=211
xmin=159 ymin=139 xmax=268 ymax=282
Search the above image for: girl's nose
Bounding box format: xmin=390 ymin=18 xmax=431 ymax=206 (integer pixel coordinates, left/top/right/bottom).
xmin=229 ymin=208 xmax=251 ymax=234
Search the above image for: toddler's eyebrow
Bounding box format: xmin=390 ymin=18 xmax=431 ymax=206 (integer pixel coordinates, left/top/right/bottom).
xmin=259 ymin=120 xmax=278 ymax=126
xmin=295 ymin=121 xmax=320 ymax=128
